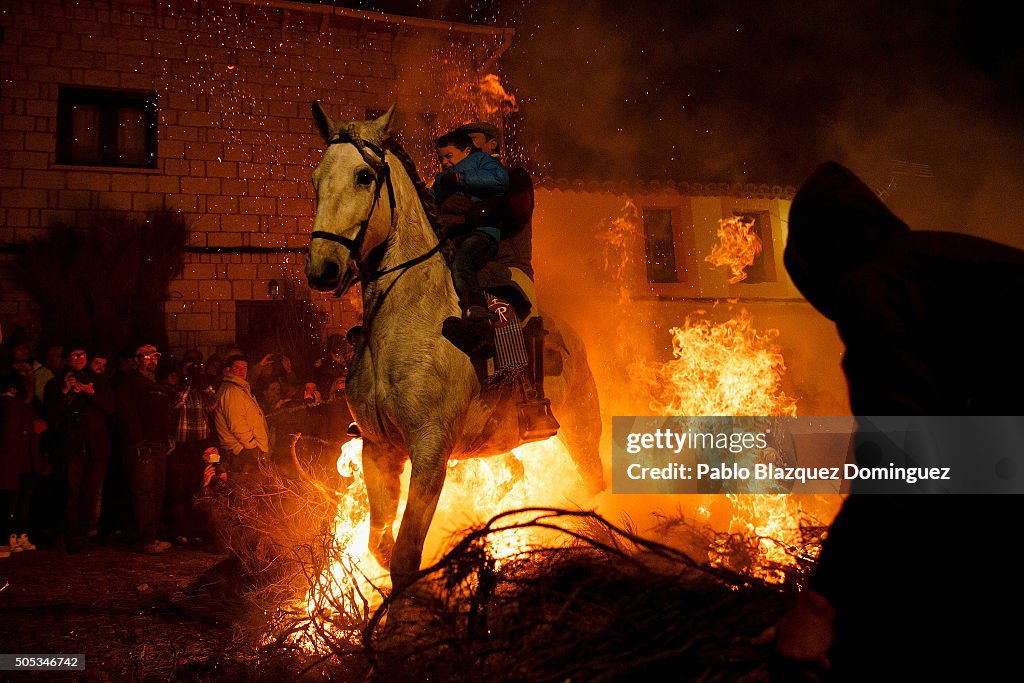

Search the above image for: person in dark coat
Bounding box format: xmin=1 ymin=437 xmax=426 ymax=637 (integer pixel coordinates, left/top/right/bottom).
xmin=43 ymin=342 xmax=114 ymax=553
xmin=116 ymin=343 xmax=175 ymax=554
xmin=0 ymin=370 xmax=47 ymax=553
xmin=440 ymin=122 xmax=536 ymax=283
xmin=771 ymin=162 xmax=1024 ymax=680
xmin=436 ymin=123 xmax=538 ymax=362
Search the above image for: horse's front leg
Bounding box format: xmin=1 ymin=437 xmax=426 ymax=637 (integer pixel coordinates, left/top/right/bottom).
xmin=391 ymin=428 xmax=450 ymax=588
xmin=362 ymin=439 xmax=404 ymax=569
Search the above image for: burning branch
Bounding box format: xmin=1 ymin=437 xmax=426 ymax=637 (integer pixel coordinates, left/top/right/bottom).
xmin=351 ymin=507 xmax=820 ymax=682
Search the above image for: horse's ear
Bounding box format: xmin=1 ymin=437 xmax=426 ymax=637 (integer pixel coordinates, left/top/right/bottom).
xmin=312 ymin=100 xmax=334 ymax=142
xmin=375 ymin=104 xmax=396 ymax=132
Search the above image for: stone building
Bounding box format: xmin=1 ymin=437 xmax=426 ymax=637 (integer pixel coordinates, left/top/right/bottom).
xmin=0 ymin=0 xmax=511 ymax=357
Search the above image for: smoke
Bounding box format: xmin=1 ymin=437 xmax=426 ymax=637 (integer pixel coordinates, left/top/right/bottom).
xmin=499 ymin=1 xmax=1024 ymax=245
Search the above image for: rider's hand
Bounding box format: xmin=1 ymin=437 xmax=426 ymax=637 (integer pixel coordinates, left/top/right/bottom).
xmin=436 ymin=172 xmax=461 ymax=192
xmin=437 ymin=213 xmax=467 ymax=231
xmin=439 ymin=194 xmax=474 ymax=214
xmin=258 ymin=353 xmax=274 ymax=367
xmin=755 ymin=589 xmax=835 ymax=669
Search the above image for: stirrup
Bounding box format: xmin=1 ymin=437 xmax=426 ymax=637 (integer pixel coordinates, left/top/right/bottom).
xmin=517 ymin=398 xmax=560 ymax=442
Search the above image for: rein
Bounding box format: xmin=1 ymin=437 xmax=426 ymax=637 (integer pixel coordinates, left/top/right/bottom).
xmin=310 ymin=133 xmax=446 ymax=284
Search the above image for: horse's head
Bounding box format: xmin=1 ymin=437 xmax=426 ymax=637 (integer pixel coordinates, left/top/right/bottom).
xmin=306 ymin=102 xmax=396 ymax=294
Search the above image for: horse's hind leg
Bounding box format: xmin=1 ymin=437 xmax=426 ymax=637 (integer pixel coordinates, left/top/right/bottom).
xmin=362 ymin=440 xmax=403 ymax=568
xmin=559 ymin=370 xmax=606 ymax=495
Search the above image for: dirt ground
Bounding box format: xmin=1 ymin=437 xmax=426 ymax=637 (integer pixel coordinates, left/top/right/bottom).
xmin=0 ymin=543 xmax=266 ymax=681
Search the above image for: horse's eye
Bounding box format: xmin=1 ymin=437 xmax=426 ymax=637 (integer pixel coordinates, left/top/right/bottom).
xmin=356 ymin=169 xmax=374 ymax=186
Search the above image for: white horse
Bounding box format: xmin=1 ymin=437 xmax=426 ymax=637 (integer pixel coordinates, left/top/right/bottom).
xmin=304 ymin=105 xmax=605 ymax=587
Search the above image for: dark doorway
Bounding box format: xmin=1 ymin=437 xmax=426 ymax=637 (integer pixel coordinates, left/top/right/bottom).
xmin=235 ymin=299 xmax=325 ymax=377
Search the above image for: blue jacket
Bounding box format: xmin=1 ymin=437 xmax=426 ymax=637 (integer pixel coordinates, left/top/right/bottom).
xmin=432 ymin=151 xmax=509 ymax=204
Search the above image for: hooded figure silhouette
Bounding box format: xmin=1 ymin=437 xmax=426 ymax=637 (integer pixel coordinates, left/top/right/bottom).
xmin=778 ymin=162 xmax=1024 ymax=680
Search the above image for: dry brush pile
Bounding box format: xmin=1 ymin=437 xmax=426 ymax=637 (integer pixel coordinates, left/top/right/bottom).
xmin=192 ymin=446 xmax=827 ymax=683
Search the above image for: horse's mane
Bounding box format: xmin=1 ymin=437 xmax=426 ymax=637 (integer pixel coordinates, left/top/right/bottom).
xmin=385 ymin=137 xmax=443 ymax=241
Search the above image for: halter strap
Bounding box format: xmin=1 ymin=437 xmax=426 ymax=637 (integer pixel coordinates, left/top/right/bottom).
xmin=310 ymin=133 xmax=397 ymax=269
xmin=310 ymin=132 xmax=444 ymax=284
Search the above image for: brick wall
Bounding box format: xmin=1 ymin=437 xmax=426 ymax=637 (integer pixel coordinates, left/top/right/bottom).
xmin=0 ymin=0 xmax=505 ymax=356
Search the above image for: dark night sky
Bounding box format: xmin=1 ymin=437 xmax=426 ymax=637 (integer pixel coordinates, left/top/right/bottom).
xmin=321 ymin=1 xmax=1024 ymax=240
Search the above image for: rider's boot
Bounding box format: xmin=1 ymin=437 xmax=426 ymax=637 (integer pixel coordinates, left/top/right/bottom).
xmin=442 ymin=315 xmax=494 ymax=359
xmin=463 ymin=292 xmax=498 ymax=322
xmin=516 ymin=318 xmax=560 ymax=441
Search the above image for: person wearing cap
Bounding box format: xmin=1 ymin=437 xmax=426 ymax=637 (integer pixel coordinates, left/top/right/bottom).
xmin=432 ymin=130 xmax=510 ymax=321
xmin=115 ymin=343 xmax=176 ymax=554
xmin=43 ymin=341 xmax=115 ymax=553
xmin=212 ymin=354 xmax=270 ymax=478
xmin=441 ymin=121 xmax=536 ymax=283
xmin=436 ymin=122 xmax=541 ymax=367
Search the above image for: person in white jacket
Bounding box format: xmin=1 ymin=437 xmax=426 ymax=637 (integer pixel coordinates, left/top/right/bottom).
xmin=212 ymin=355 xmax=269 ymax=474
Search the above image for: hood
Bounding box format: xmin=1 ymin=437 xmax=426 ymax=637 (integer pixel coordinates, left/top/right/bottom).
xmin=784 ymin=162 xmax=910 ymax=320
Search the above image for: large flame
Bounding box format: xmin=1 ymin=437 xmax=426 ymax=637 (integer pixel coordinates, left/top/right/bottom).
xmin=706 ymin=215 xmax=763 ymax=284
xmin=297 ymin=435 xmax=587 ymax=648
xmin=631 ymin=312 xmax=797 ymax=418
xmin=629 ymin=314 xmax=830 ymax=584
xmin=596 ymin=199 xmax=644 ymax=306
xmin=476 ymin=73 xmax=519 ymax=117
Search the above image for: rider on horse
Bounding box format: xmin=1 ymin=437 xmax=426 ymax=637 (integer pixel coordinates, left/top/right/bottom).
xmin=434 ymin=122 xmax=556 ymax=438
xmin=436 ymin=123 xmax=539 ymax=352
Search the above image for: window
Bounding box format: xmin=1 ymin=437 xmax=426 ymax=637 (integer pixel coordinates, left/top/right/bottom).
xmin=57 ymin=87 xmax=158 ymax=168
xmin=731 ymin=210 xmax=777 ymax=283
xmin=643 ymin=208 xmax=678 ymax=283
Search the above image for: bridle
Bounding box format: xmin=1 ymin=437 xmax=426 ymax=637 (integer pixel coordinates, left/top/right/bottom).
xmin=310 ymin=132 xmax=395 ymax=273
xmin=310 ymin=132 xmax=445 ymax=285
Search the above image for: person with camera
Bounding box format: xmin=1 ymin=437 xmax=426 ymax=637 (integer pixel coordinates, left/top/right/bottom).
xmin=248 ymin=352 xmax=298 ymax=389
xmin=43 ymin=342 xmax=114 ymax=553
xmin=115 ymin=343 xmax=176 ymax=555
xmin=189 ymin=445 xmax=230 ymax=552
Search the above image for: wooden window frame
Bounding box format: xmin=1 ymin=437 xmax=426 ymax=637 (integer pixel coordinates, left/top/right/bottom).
xmin=57 ymin=86 xmax=158 ymax=168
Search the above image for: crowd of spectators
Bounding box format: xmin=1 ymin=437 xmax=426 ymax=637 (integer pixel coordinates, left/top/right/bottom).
xmin=0 ymin=330 xmax=355 ymax=558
